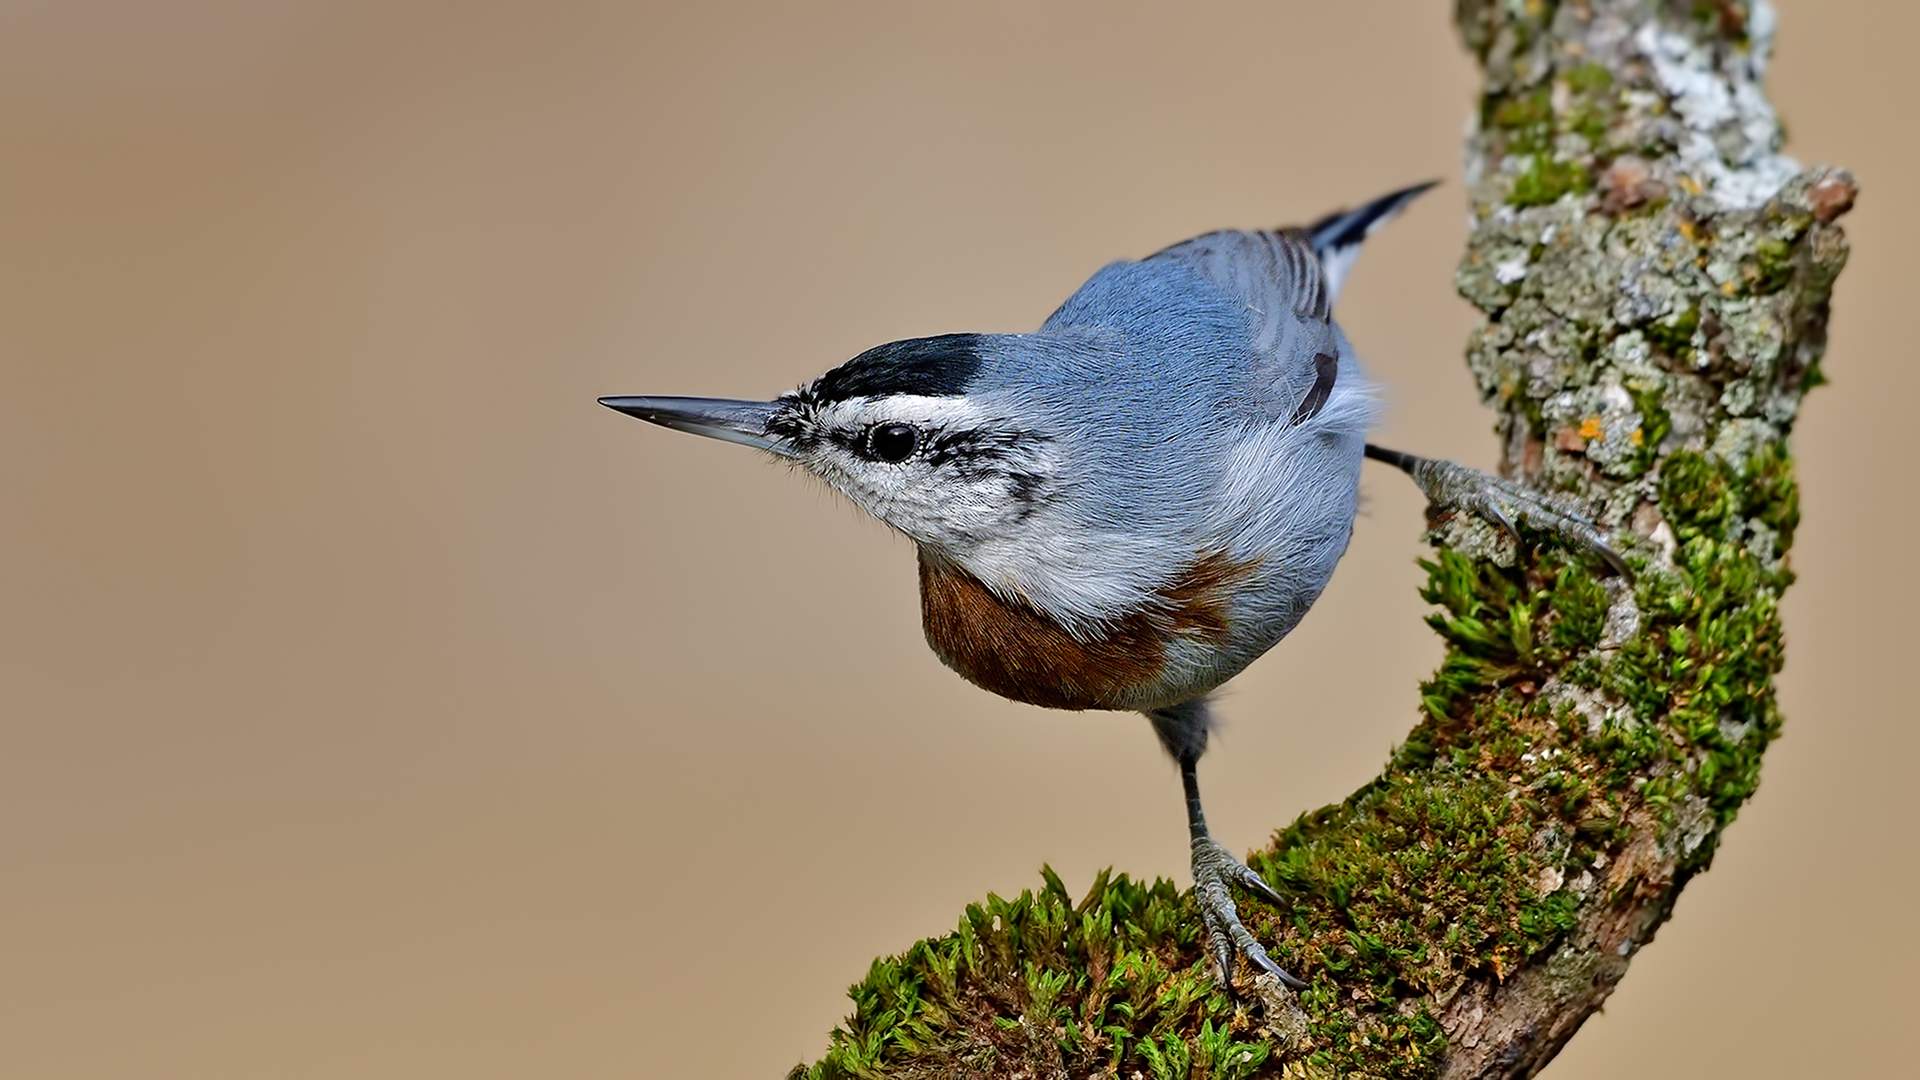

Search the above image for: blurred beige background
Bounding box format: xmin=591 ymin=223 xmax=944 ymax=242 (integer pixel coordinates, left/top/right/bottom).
xmin=2 ymin=2 xmax=1912 ymax=1076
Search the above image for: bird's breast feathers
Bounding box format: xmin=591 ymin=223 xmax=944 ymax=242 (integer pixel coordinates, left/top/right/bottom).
xmin=917 ymin=548 xmax=1257 ymax=712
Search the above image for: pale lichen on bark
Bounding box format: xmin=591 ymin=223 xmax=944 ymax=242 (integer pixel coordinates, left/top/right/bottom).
xmin=789 ymin=3 xmax=1852 ymax=1077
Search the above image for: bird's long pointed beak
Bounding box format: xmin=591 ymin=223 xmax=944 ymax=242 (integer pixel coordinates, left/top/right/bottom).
xmin=596 ymin=396 xmax=795 ymax=457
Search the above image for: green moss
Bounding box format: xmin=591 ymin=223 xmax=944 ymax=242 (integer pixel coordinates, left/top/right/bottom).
xmin=1563 ymin=66 xmax=1620 ymax=146
xmin=1482 ymin=61 xmax=1619 ymax=172
xmin=1562 ymin=63 xmax=1613 ymax=95
xmin=1798 ymin=356 xmax=1829 ymax=392
xmin=1487 ymin=87 xmax=1555 ymax=155
xmin=1741 ymin=442 xmax=1801 ymax=548
xmin=1658 ymin=451 xmax=1733 ymax=539
xmin=787 ymin=869 xmax=1230 ymax=1080
xmin=1510 ymin=157 xmax=1592 ymax=207
xmin=1601 ymin=446 xmax=1797 ymax=831
xmin=1644 ymin=307 xmax=1699 ymax=361
xmin=1261 ymin=767 xmax=1585 ymax=986
xmin=1750 ymin=237 xmax=1796 ymax=294
xmin=1414 ymin=549 xmax=1612 ymax=718
xmin=1602 ymin=532 xmax=1786 ymax=831
xmin=1629 ymin=386 xmax=1674 ymax=472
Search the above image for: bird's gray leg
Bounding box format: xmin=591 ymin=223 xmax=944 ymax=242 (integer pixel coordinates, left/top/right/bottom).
xmin=1363 ymin=444 xmax=1632 ymax=580
xmin=1148 ymin=700 xmax=1307 ymax=991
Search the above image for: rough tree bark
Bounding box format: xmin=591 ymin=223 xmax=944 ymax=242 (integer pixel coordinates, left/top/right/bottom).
xmin=790 ymin=2 xmax=1853 ymax=1077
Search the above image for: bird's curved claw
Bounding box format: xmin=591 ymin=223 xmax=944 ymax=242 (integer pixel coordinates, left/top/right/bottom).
xmin=1400 ymin=455 xmax=1633 ymax=582
xmin=1192 ymin=837 xmax=1307 ymax=991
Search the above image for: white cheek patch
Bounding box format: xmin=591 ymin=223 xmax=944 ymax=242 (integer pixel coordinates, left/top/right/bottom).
xmin=794 ymin=396 xmax=1039 ymax=546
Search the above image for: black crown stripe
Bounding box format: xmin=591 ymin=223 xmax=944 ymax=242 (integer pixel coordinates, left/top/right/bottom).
xmin=810 ymin=333 xmax=985 ymax=402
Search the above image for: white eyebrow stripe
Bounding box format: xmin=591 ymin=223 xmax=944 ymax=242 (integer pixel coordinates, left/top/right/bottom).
xmin=813 ymin=395 xmax=990 ymax=431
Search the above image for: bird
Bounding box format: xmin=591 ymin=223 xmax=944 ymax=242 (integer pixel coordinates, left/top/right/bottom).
xmin=598 ymin=183 xmax=1625 ymax=990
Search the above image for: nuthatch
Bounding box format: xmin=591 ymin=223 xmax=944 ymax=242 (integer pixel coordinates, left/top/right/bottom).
xmin=601 ymin=184 xmax=1625 ymax=989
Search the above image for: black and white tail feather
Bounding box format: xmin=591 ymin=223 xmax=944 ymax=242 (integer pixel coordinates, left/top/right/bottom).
xmin=1304 ymin=180 xmax=1440 ymax=306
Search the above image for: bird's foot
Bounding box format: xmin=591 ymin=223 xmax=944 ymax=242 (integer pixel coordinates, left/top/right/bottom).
xmin=1191 ymin=836 xmax=1305 ymax=991
xmin=1377 ymin=449 xmax=1632 ymax=581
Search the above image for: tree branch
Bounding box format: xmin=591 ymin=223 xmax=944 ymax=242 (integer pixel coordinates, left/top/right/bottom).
xmin=790 ymin=2 xmax=1852 ymax=1077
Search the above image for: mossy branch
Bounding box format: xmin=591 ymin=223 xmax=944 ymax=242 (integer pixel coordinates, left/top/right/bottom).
xmin=790 ymin=3 xmax=1853 ymax=1077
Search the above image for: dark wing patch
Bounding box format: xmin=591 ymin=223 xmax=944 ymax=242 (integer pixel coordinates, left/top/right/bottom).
xmin=1287 ymin=352 xmax=1339 ymax=427
xmin=809 ymin=333 xmax=984 ymax=402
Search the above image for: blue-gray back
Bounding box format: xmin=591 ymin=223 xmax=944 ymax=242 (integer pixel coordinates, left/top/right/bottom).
xmin=958 ymin=227 xmax=1361 ymax=542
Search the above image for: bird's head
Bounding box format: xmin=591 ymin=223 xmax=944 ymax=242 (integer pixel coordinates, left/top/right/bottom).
xmin=601 ymin=334 xmax=1061 ymax=558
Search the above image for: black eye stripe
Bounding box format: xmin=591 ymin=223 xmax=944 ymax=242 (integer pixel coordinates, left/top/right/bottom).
xmin=834 ymin=424 xmax=1051 ymax=466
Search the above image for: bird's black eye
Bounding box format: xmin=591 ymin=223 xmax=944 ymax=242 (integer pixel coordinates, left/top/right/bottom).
xmin=865 ymin=423 xmax=919 ymax=463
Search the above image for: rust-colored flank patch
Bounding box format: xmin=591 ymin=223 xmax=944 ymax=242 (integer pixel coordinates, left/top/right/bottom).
xmin=917 ymin=550 xmax=1256 ymax=711
xmin=1157 ymin=549 xmax=1255 ymax=638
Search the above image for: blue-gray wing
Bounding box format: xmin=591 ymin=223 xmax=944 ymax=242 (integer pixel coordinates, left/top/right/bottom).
xmin=1137 ymin=183 xmax=1435 ymax=342
xmin=1141 ymin=228 xmax=1341 ymax=425
xmin=1145 ymin=227 xmax=1333 ymax=347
